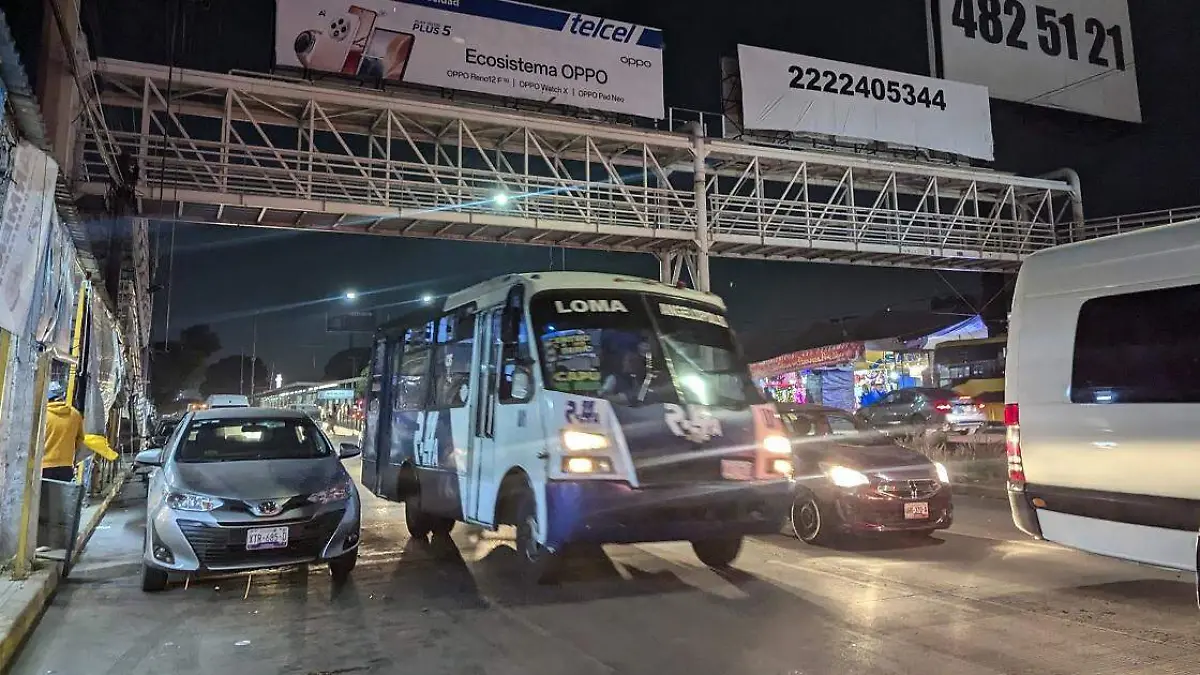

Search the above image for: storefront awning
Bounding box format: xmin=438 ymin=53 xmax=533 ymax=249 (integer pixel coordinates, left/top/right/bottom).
xmin=902 ymin=315 xmax=988 ymax=350
xmin=750 ymin=341 xmax=865 ymax=380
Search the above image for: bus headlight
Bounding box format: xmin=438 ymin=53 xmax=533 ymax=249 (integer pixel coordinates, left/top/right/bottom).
xmin=562 ymin=456 xmax=614 ymax=474
xmin=762 ymin=434 xmax=791 ymax=454
xmin=561 ymin=430 xmax=609 ymax=451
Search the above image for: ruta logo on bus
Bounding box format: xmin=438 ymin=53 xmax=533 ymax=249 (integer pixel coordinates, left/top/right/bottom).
xmin=664 ymin=403 xmax=723 ymax=443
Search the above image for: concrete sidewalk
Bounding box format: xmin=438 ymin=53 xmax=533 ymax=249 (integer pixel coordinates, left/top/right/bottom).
xmin=0 ymin=468 xmax=132 ymax=673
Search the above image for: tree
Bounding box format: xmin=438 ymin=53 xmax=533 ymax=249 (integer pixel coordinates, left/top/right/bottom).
xmin=323 ymin=347 xmax=371 ymax=381
xmin=149 ymin=324 xmax=222 ymax=406
xmin=200 ymin=355 xmax=269 ymax=397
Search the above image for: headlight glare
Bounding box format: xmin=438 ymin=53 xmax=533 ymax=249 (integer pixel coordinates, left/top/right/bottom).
xmin=562 ymin=456 xmax=613 ymax=474
xmin=825 ymin=465 xmax=870 ymax=488
xmin=935 ymin=462 xmax=950 ymax=484
xmin=166 ymin=492 xmax=223 ymax=512
xmin=762 ymin=434 xmax=791 ymax=454
xmin=310 ymin=479 xmax=354 ymax=504
xmin=562 ymin=430 xmax=609 ymax=451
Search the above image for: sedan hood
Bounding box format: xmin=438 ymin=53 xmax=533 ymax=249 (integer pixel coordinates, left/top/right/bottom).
xmin=169 ymin=458 xmax=345 ymax=500
xmin=820 ymin=441 xmax=933 ymax=473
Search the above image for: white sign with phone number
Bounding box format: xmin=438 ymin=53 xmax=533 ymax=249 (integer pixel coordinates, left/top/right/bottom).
xmin=736 ymin=45 xmax=994 ymax=160
xmin=275 ymin=0 xmax=665 ymax=119
xmin=938 ymin=0 xmax=1140 ymax=123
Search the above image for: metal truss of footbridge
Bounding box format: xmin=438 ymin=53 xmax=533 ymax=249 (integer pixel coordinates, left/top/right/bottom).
xmin=77 ymin=58 xmax=1082 ymax=291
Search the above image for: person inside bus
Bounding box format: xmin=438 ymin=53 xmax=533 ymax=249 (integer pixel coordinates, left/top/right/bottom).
xmin=599 ymin=334 xmax=660 ymax=405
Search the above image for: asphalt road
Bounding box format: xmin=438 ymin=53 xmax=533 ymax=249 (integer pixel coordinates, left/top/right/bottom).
xmin=12 ymin=449 xmax=1199 ymax=675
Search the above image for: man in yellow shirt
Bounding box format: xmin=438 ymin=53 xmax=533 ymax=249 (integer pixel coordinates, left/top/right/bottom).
xmin=43 ymin=381 xmax=84 ymax=482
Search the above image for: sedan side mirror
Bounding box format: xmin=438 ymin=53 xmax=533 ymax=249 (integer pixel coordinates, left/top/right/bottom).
xmin=135 ymin=449 xmax=164 ymax=467
xmin=339 ymin=442 xmax=361 ymax=459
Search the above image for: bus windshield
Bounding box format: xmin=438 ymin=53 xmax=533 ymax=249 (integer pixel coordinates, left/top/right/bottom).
xmin=932 ymin=340 xmax=1006 ymax=389
xmin=530 ymin=290 xmax=761 ymax=409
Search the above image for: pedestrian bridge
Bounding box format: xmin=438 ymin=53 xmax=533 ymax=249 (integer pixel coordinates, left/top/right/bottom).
xmin=76 ymin=58 xmax=1081 ymax=289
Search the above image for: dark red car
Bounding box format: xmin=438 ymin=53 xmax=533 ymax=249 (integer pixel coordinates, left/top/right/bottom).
xmin=776 ymin=403 xmax=953 ymax=544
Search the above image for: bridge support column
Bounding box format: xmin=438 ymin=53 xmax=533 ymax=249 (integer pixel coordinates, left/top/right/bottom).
xmin=691 ymin=122 xmax=711 ymax=292
xmin=657 ymin=250 xmax=684 ymax=286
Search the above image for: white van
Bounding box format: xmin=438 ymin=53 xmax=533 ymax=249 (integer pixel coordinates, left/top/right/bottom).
xmin=1006 ymin=219 xmax=1200 ymax=574
xmin=204 ymin=394 xmax=250 ymax=409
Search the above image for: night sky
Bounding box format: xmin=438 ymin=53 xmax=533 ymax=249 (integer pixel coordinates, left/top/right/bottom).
xmin=14 ymin=0 xmax=1195 ymax=380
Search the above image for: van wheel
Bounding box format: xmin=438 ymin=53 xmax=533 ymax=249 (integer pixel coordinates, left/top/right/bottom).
xmin=141 ymin=563 xmax=168 ymax=592
xmin=691 ymin=536 xmax=743 ymax=569
xmin=514 ymin=488 xmax=562 ymax=584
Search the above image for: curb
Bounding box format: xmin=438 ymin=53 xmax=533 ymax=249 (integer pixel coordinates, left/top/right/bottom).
xmin=952 ymin=482 xmax=1008 ymax=500
xmin=71 ymin=465 xmax=134 ymax=568
xmin=0 ymin=563 xmax=62 ymax=673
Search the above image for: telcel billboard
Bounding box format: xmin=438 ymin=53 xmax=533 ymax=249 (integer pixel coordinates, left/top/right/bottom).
xmin=275 ymin=0 xmax=665 ymax=119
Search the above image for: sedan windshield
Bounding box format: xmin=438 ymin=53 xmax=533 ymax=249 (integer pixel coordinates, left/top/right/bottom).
xmin=530 ymin=290 xmax=761 ymax=408
xmin=174 ymin=418 xmax=332 ymax=463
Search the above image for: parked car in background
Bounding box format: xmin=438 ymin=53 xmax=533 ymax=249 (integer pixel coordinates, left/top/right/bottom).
xmin=856 ymin=387 xmax=988 ymax=435
xmin=204 ymin=394 xmax=251 ymax=409
xmin=777 ymin=403 xmax=952 ymax=544
xmin=289 ymin=403 xmax=332 ymax=432
xmin=134 ymin=408 xmax=362 ymax=591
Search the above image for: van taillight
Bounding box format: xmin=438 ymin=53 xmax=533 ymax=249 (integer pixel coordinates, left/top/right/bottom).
xmin=1004 ymin=403 xmax=1024 ymax=483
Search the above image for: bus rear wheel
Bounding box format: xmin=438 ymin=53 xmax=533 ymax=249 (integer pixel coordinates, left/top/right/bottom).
xmin=691 ymin=536 xmax=743 ymax=569
xmin=404 ymin=479 xmax=453 ymax=541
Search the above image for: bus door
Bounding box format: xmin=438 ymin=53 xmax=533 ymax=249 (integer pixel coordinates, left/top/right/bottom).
xmin=465 ymin=307 xmax=502 ymax=525
xmin=361 ymin=337 xmax=392 ymax=494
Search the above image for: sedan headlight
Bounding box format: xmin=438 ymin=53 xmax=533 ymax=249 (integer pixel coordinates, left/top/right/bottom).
xmin=935 ymin=462 xmax=950 ymax=484
xmin=825 ymin=465 xmax=871 ymax=488
xmin=309 ymin=479 xmax=354 ymax=504
xmin=166 ymin=492 xmax=223 ymax=512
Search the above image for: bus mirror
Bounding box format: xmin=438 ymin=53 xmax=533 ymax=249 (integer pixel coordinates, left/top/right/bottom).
xmin=501 ymin=362 xmax=533 ymax=403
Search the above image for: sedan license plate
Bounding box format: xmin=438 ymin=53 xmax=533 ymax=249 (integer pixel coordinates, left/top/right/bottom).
xmin=720 ymin=459 xmax=754 ymax=481
xmin=904 ymin=502 xmax=930 ymax=520
xmin=246 ymin=526 xmax=289 ymax=551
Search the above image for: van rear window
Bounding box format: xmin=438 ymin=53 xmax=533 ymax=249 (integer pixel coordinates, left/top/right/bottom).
xmin=1071 ymin=283 xmax=1200 ymax=404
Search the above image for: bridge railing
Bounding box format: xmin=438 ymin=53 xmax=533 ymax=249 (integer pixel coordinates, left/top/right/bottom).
xmin=1072 ymin=206 xmax=1200 ymax=241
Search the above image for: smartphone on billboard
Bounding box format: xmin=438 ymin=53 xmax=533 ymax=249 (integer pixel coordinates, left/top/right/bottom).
xmin=302 ymin=6 xmax=377 ymax=73
xmin=360 ymin=28 xmax=415 ymax=82
xmin=340 ymin=6 xmax=379 ymax=75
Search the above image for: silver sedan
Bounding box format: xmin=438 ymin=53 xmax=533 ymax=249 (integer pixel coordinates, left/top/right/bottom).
xmin=134 ymin=407 xmax=362 ymax=592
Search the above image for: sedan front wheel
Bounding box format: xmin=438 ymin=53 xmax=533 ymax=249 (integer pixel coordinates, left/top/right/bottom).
xmin=790 ymin=491 xmax=840 ymax=546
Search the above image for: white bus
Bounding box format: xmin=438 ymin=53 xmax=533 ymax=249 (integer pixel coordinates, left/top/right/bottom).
xmin=1006 ymin=219 xmax=1200 ymax=580
xmin=360 ymin=272 xmax=795 ymax=582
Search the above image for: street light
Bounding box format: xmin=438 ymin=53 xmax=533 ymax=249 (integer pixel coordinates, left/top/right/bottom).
xmin=344 ymin=290 xmax=358 ymax=301
xmin=421 ymin=294 xmax=434 ymax=305
xmin=274 ymin=373 xmax=283 ymax=389
xmin=493 ymin=191 xmax=510 ymax=206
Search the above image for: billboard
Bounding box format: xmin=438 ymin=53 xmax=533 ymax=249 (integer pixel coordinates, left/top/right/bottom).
xmin=275 ymin=0 xmax=665 ymax=119
xmin=937 ymin=0 xmax=1140 ymax=122
xmin=327 ymin=311 xmax=377 ymax=333
xmin=736 ymin=45 xmax=994 ymax=160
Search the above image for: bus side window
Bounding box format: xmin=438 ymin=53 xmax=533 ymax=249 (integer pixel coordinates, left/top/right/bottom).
xmin=499 ymin=286 xmax=533 ymax=404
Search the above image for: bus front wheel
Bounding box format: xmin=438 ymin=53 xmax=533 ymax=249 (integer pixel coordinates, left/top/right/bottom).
xmin=514 ymin=488 xmax=562 ymax=584
xmin=691 ymin=536 xmax=743 ymax=569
